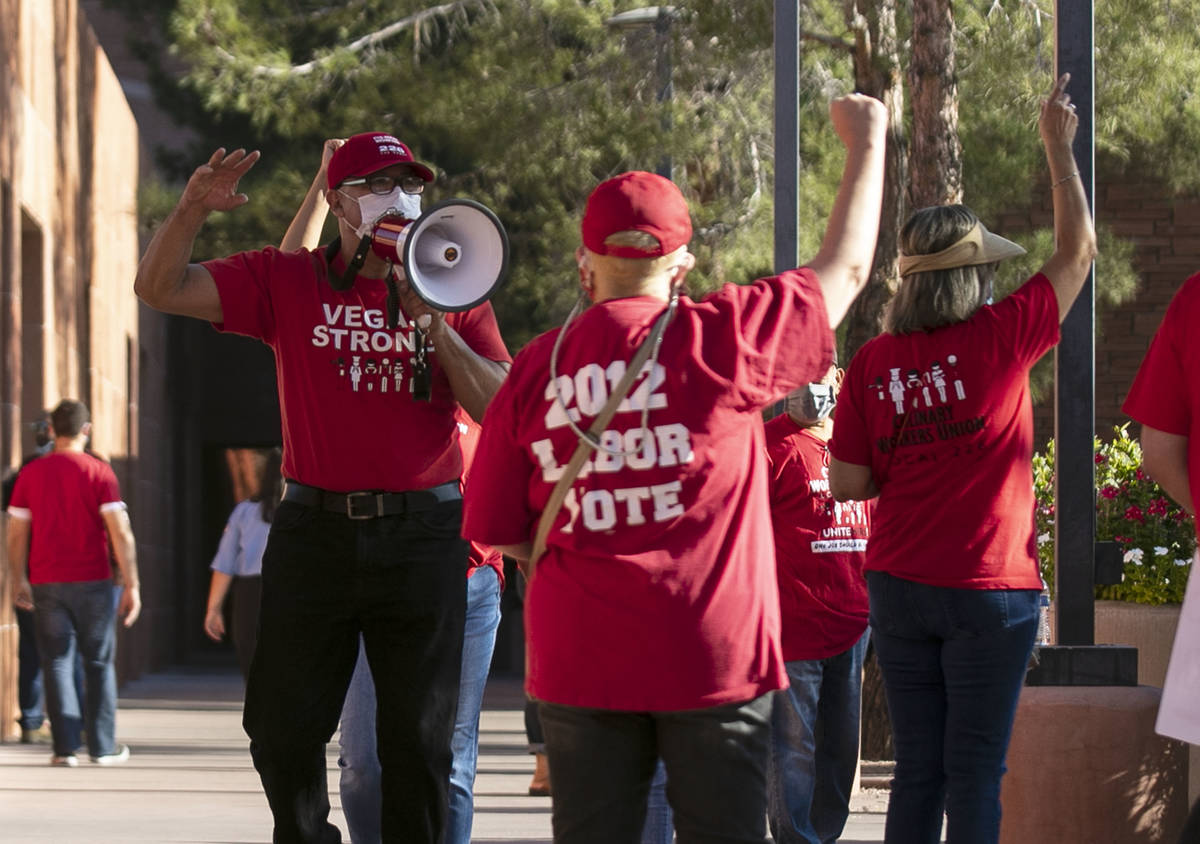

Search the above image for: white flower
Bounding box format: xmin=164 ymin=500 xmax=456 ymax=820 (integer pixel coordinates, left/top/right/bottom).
xmin=1124 ymin=548 xmax=1145 ymax=565
xmin=1155 ymin=546 xmax=1170 ymax=556
xmin=1037 ymin=533 xmax=1051 ymax=546
xmin=1176 ymin=558 xmax=1192 ymax=567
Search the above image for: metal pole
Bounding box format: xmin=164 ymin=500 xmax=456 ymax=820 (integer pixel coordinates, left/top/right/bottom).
xmin=773 ymin=0 xmax=799 ymax=273
xmin=655 ymin=10 xmax=673 ymax=181
xmin=1053 ymin=0 xmax=1097 ymax=646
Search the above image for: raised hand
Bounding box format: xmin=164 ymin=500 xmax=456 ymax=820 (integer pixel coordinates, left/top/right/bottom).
xmin=1039 ymin=73 xmax=1078 ymax=150
xmin=181 ymin=148 xmax=262 ymax=214
xmin=321 ymin=138 xmax=345 ymax=172
xmin=828 ymin=93 xmax=888 ymax=150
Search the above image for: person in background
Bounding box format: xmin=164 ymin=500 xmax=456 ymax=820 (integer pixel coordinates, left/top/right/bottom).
xmin=7 ymin=399 xmax=141 ymax=767
xmin=828 ymin=74 xmax=1094 ymax=844
xmin=204 ymin=447 xmax=283 ymax=681
xmin=4 ymin=416 xmax=54 ymax=744
xmin=765 ymin=361 xmax=871 ymax=844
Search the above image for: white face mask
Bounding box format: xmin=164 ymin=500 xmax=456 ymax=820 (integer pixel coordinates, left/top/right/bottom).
xmin=787 ymin=383 xmax=837 ymax=425
xmin=344 ymin=188 xmax=423 ymax=239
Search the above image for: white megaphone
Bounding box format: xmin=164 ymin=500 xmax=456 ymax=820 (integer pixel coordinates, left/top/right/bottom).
xmin=370 ymin=199 xmax=509 ymax=313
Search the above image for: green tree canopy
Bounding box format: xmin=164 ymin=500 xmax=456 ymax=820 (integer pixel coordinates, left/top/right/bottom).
xmin=117 ymin=0 xmax=1197 ymax=351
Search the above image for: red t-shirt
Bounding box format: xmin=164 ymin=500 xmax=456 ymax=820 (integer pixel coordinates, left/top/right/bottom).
xmin=463 ymin=268 xmax=834 ymax=711
xmin=204 ymin=247 xmax=511 ymax=492
xmin=8 ymin=451 xmax=123 ymax=584
xmin=457 ymin=412 xmax=504 ymax=588
xmin=829 ymin=273 xmax=1059 ymax=590
xmin=765 ymin=417 xmax=870 ymax=661
xmin=1123 ymin=272 xmax=1200 ymax=540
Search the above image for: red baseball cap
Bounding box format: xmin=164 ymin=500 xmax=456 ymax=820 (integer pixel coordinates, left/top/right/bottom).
xmin=327 ymin=132 xmax=435 ymax=190
xmin=581 ymin=171 xmax=692 ymax=258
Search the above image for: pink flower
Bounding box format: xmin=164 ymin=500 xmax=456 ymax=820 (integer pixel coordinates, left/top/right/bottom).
xmin=1136 ymin=468 xmax=1148 ymax=481
xmin=1113 ymin=535 xmax=1131 ymax=545
xmin=1100 ymin=485 xmax=1119 ymax=500
xmin=1124 ymin=505 xmax=1145 ymax=523
xmin=1095 ymin=453 xmax=1106 ymax=465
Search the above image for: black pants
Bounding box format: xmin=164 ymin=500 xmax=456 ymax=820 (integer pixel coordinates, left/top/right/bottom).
xmin=539 ymin=694 xmax=774 ymax=844
xmin=243 ymin=499 xmax=467 ymax=844
xmin=230 ymin=575 xmax=262 ymax=683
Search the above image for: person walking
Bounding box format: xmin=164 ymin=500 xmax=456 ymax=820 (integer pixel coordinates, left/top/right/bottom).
xmin=203 ymin=448 xmax=282 ymax=681
xmin=134 ymin=132 xmax=511 ymax=843
xmin=6 ymin=399 xmax=141 ymax=767
xmin=277 ymin=140 xmax=507 ymax=844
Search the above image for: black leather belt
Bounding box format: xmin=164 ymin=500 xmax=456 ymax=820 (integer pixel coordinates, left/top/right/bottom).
xmin=282 ymin=479 xmax=461 ymax=520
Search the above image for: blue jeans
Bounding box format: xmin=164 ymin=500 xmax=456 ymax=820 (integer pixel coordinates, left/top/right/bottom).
xmin=30 ymin=579 xmax=119 ymax=758
xmin=339 ymin=565 xmax=501 ymax=844
xmin=244 ymin=499 xmax=467 ymax=844
xmin=866 ymin=571 xmax=1038 ymax=844
xmin=539 ymin=694 xmax=774 ymax=844
xmin=768 ymin=630 xmax=870 ymax=844
xmin=642 ymin=758 xmax=674 ymax=844
xmin=16 ymin=607 xmax=44 ymax=731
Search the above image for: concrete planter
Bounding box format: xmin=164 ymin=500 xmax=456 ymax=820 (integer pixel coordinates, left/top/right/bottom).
xmin=1044 ymin=599 xmax=1180 ymax=685
xmin=1045 ymin=599 xmax=1197 ymax=803
xmin=1003 ymin=685 xmax=1187 ymax=843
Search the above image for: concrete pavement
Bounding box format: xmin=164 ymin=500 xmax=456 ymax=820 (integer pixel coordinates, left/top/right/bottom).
xmin=0 ymin=666 xmax=891 ymax=842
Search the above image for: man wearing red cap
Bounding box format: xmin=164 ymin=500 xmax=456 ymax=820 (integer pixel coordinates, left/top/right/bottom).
xmin=135 ymin=134 xmax=511 ymax=844
xmin=462 ymin=94 xmax=886 ymax=843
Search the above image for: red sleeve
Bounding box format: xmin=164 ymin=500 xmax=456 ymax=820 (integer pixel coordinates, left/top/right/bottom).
xmin=94 ymin=461 xmax=122 ymax=506
xmin=461 ymin=376 xmax=537 ymax=547
xmin=203 ymin=247 xmax=283 ymax=343
xmin=989 ymin=273 xmax=1061 ymax=369
xmin=447 ymin=301 xmax=512 ymax=364
xmin=1123 ymin=280 xmax=1192 ymax=436
xmin=764 ymin=416 xmax=799 ymax=499
xmin=694 ymin=268 xmax=835 ymax=410
xmin=828 ymin=351 xmax=873 ymax=467
xmin=9 ymin=471 xmax=28 ymax=509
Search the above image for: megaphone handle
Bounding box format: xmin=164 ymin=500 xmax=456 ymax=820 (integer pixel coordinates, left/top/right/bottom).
xmin=411 ymin=328 xmax=432 ymax=402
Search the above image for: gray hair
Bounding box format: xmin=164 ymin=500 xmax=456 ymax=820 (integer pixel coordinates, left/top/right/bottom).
xmin=885 ymin=205 xmax=993 ymax=335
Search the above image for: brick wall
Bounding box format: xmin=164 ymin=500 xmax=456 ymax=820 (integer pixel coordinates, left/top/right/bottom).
xmin=0 ymin=0 xmax=175 ymax=739
xmin=1003 ymin=173 xmax=1195 ymax=453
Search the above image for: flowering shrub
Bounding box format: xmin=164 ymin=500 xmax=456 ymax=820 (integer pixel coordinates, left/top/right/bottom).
xmin=1033 ymin=425 xmax=1196 ymax=605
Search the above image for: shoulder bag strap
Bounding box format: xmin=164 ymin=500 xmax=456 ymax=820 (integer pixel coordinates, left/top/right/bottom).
xmin=526 ymin=305 xmax=672 ymax=582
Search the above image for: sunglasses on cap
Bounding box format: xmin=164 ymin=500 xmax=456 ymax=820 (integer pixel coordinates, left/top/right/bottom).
xmin=340 ymin=173 xmax=426 ymax=196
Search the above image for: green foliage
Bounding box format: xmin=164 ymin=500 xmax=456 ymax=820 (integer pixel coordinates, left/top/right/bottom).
xmin=1034 ymin=426 xmax=1196 ymax=605
xmin=130 ymin=0 xmax=820 ymax=348
xmin=988 ymin=224 xmax=1138 ymax=400
xmin=119 ymin=0 xmax=1185 ymax=349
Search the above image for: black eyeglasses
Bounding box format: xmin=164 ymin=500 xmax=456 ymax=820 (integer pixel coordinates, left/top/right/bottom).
xmin=340 ymin=173 xmax=426 ymax=196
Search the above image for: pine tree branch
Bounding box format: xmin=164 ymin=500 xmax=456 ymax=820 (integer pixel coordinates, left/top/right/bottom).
xmin=211 ymin=0 xmax=494 ymax=77
xmin=801 ymin=30 xmax=855 ymax=54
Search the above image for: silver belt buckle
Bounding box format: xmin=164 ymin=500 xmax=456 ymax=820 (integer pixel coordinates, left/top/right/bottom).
xmin=345 ymin=491 xmax=383 ymax=519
